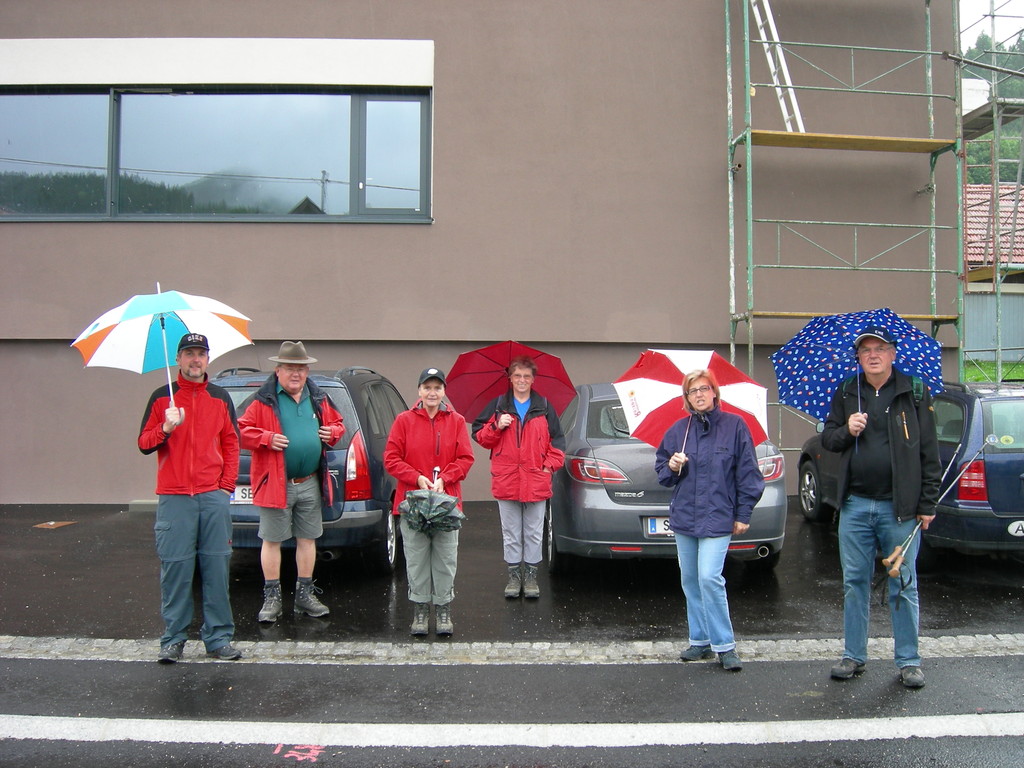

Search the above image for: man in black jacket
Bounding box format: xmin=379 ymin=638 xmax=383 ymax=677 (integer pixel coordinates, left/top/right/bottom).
xmin=820 ymin=325 xmax=941 ymax=689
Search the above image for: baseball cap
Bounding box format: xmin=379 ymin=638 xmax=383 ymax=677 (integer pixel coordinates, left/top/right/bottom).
xmin=418 ymin=367 xmax=447 ymax=386
xmin=853 ymin=325 xmax=897 ymax=349
xmin=177 ymin=332 xmax=210 ymax=352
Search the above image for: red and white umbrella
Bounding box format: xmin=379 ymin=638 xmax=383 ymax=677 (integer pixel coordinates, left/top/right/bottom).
xmin=612 ymin=349 xmax=768 ymax=447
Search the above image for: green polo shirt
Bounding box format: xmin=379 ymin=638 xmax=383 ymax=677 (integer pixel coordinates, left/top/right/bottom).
xmin=276 ymin=383 xmax=322 ymax=479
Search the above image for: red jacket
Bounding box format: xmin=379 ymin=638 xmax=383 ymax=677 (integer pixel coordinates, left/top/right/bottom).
xmin=472 ymin=391 xmax=566 ymax=502
xmin=238 ymin=376 xmax=345 ymax=510
xmin=138 ymin=373 xmax=240 ymax=496
xmin=383 ymin=402 xmax=475 ymax=510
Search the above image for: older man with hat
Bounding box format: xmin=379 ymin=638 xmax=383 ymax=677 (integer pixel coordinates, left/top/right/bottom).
xmin=138 ymin=332 xmax=242 ymax=663
xmin=820 ymin=324 xmax=941 ymax=688
xmin=238 ymin=341 xmax=345 ymax=622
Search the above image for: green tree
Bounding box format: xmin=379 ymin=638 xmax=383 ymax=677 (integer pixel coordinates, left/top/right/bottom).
xmin=963 ymin=33 xmax=1023 ymax=184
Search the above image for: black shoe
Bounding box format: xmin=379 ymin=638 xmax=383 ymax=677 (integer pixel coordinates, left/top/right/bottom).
xmin=206 ymin=644 xmax=242 ymax=661
xmin=678 ymin=645 xmax=716 ymax=662
xmin=157 ymin=640 xmax=185 ymax=664
xmin=831 ymin=657 xmax=866 ymax=680
xmin=718 ymin=650 xmax=743 ymax=671
xmin=900 ymin=666 xmax=925 ymax=688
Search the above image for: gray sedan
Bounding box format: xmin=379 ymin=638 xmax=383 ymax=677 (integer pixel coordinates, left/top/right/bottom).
xmin=547 ymin=383 xmax=786 ymax=572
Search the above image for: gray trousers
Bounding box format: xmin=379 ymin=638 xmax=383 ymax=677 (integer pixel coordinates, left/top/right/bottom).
xmin=497 ymin=499 xmax=546 ymax=565
xmin=154 ymin=491 xmax=235 ymax=650
xmin=400 ymin=516 xmax=459 ymax=605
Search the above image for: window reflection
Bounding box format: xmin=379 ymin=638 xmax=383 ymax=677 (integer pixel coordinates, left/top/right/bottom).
xmin=1 ymin=89 xmax=429 ymax=219
xmin=365 ymin=100 xmax=422 ymax=211
xmin=0 ymin=94 xmax=108 ymax=214
xmin=119 ymin=93 xmax=351 ymax=215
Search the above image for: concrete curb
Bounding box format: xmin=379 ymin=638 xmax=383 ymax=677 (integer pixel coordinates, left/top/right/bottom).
xmin=2 ymin=633 xmax=1023 ymax=665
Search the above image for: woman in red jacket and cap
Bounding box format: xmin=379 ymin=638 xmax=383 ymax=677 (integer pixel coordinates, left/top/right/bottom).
xmin=384 ymin=367 xmax=475 ymax=637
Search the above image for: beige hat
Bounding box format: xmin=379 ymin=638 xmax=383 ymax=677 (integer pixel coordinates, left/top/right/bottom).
xmin=268 ymin=341 xmax=318 ymax=365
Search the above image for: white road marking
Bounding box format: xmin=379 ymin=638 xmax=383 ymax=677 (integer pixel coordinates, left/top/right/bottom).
xmin=2 ymin=712 xmax=1023 ymax=747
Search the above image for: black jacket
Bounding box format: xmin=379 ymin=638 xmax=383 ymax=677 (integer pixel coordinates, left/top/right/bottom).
xmin=820 ymin=369 xmax=941 ymax=522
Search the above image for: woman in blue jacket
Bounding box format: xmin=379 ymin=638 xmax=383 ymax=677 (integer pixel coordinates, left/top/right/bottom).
xmin=655 ymin=369 xmax=764 ymax=672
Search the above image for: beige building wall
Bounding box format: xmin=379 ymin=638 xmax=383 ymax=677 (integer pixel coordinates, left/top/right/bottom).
xmin=0 ymin=1 xmax=959 ymax=503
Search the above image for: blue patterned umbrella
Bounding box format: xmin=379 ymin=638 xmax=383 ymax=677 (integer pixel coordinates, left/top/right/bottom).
xmin=770 ymin=308 xmax=944 ymax=422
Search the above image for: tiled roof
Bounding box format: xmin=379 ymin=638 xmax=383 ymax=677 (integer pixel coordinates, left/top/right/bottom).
xmin=965 ymin=184 xmax=1024 ymax=266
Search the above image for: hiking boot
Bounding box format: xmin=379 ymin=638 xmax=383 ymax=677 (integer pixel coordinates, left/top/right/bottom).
xmin=206 ymin=644 xmax=242 ymax=661
xmin=718 ymin=650 xmax=743 ymax=671
xmin=410 ymin=602 xmax=430 ymax=636
xmin=678 ymin=645 xmax=716 ymax=662
xmin=294 ymin=580 xmax=329 ymax=618
xmin=435 ymin=603 xmax=454 ymax=636
xmin=157 ymin=640 xmax=185 ymax=664
xmin=504 ymin=564 xmax=523 ymax=598
xmin=523 ymin=564 xmax=540 ymax=599
xmin=900 ymin=666 xmax=925 ymax=689
xmin=830 ymin=657 xmax=866 ymax=680
xmin=257 ymin=582 xmax=283 ymax=623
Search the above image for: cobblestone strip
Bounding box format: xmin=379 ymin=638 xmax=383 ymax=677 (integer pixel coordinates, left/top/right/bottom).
xmin=1 ymin=634 xmax=1023 ymax=665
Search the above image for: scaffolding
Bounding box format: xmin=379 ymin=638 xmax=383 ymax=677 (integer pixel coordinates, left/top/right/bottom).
xmin=958 ymin=0 xmax=1024 ymax=382
xmin=725 ymin=0 xmax=963 ymax=441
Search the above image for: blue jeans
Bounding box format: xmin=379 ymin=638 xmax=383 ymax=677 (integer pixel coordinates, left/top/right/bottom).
xmin=674 ymin=533 xmax=735 ymax=653
xmin=838 ymin=495 xmax=921 ymax=668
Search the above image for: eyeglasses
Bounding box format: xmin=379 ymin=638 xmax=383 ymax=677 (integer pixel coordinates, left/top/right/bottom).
xmin=857 ymin=344 xmax=893 ymax=357
xmin=686 ymin=385 xmax=712 ymax=396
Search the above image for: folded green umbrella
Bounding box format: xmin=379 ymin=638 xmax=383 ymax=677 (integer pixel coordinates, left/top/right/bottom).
xmin=398 ymin=489 xmax=466 ymax=536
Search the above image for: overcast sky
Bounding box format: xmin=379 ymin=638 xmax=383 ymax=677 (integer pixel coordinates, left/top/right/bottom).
xmin=960 ymin=0 xmax=1024 ymax=48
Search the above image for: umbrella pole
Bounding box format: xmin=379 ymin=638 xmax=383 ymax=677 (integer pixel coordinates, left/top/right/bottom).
xmin=154 ymin=282 xmax=175 ymax=408
xmin=159 ymin=314 xmax=175 ymax=409
xmin=854 ymin=363 xmax=862 ymax=453
xmin=677 ymin=418 xmax=692 ymax=475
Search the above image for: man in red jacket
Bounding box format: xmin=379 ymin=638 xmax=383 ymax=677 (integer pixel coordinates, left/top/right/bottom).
xmin=238 ymin=341 xmax=345 ymax=623
xmin=473 ymin=356 xmax=566 ymax=599
xmin=138 ymin=333 xmax=241 ymax=663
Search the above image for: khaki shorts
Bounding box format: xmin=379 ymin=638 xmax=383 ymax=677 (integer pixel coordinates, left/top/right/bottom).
xmin=257 ymin=476 xmax=323 ymax=542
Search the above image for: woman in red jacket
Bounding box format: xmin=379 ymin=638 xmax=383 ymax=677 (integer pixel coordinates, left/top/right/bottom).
xmin=384 ymin=367 xmax=475 ymax=637
xmin=472 ymin=356 xmax=566 ymax=600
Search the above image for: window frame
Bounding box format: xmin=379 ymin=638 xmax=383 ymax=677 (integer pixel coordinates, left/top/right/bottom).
xmin=1 ymin=84 xmax=432 ymax=223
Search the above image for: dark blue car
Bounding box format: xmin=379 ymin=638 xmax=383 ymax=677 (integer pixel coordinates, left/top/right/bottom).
xmin=798 ymin=381 xmax=1024 ymax=565
xmin=214 ymin=367 xmax=408 ymax=575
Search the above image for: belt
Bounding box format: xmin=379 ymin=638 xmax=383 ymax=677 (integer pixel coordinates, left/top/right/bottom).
xmin=289 ymin=474 xmax=316 ymax=484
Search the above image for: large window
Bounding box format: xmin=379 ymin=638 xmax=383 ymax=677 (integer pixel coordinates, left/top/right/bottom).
xmin=0 ymin=88 xmax=430 ymax=221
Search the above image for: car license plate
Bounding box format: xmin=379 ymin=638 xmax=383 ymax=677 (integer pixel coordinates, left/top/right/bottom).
xmin=646 ymin=517 xmax=672 ymax=536
xmin=230 ymin=485 xmax=254 ymax=504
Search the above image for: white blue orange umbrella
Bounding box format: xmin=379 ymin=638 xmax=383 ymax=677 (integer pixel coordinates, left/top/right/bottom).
xmin=72 ymin=286 xmax=253 ymax=402
xmin=612 ymin=349 xmax=769 ymax=447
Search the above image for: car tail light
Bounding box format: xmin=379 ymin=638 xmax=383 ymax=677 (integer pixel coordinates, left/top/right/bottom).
xmin=758 ymin=455 xmax=784 ymax=482
xmin=567 ymin=456 xmax=629 ymax=484
xmin=344 ymin=430 xmax=373 ymax=501
xmin=957 ymin=460 xmax=988 ymax=503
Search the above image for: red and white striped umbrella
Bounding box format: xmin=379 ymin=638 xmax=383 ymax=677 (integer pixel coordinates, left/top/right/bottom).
xmin=612 ymin=349 xmax=769 ymax=447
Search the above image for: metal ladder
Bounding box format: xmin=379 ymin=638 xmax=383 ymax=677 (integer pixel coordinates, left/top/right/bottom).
xmin=749 ymin=0 xmax=805 ymax=132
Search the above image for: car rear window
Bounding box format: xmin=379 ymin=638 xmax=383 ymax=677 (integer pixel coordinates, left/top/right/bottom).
xmin=984 ymin=399 xmax=1024 ymax=451
xmin=226 ymin=382 xmax=357 ymax=449
xmin=586 ymin=400 xmax=633 ymax=440
xmin=933 ymin=398 xmax=966 ymax=444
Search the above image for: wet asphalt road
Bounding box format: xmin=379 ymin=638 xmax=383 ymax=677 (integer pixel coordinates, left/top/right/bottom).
xmin=2 ymin=498 xmax=1023 ymax=644
xmin=3 ymin=499 xmax=1024 ymax=767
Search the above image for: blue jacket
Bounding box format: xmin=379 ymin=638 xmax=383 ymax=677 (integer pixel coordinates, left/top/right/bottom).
xmin=655 ymin=406 xmax=765 ymax=538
